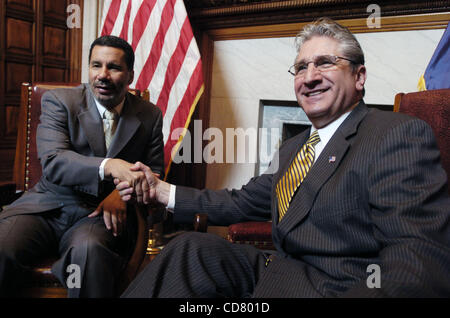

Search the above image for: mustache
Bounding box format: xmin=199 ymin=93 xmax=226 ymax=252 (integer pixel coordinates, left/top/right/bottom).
xmin=94 ymin=80 xmax=116 ymax=89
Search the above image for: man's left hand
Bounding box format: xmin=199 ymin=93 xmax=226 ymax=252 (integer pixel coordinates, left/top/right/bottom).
xmin=89 ymin=189 xmax=127 ymax=237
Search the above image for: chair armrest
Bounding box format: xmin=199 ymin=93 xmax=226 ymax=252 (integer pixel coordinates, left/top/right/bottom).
xmin=193 ymin=214 xmax=274 ymax=250
xmin=228 ymin=221 xmax=275 ymax=250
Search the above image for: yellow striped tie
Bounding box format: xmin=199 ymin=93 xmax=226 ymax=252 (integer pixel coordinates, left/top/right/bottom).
xmin=276 ymin=130 xmax=320 ymax=222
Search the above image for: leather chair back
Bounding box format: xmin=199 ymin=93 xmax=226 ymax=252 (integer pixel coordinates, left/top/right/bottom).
xmin=14 ymin=83 xmax=79 ymax=191
xmin=394 ymin=89 xmax=450 ymax=192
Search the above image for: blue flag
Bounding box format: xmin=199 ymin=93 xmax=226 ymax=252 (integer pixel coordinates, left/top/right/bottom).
xmin=418 ymin=22 xmax=450 ymax=90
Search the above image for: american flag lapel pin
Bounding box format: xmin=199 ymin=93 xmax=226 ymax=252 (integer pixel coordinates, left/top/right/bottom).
xmin=329 ymin=156 xmax=336 ymax=163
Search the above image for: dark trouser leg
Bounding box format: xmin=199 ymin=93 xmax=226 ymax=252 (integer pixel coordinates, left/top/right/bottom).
xmin=53 ymin=215 xmax=129 ymax=298
xmin=121 ymin=232 xmax=267 ymax=298
xmin=0 ymin=214 xmax=58 ymax=297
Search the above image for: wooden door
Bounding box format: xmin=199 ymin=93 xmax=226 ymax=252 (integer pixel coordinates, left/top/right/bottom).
xmin=0 ymin=0 xmax=82 ymax=181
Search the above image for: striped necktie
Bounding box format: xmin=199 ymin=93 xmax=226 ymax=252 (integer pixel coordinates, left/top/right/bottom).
xmin=276 ymin=130 xmax=320 ymax=222
xmin=103 ymin=109 xmax=118 ymax=150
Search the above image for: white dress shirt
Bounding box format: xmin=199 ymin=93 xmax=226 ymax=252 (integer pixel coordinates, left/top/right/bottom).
xmin=312 ymin=111 xmax=350 ymax=163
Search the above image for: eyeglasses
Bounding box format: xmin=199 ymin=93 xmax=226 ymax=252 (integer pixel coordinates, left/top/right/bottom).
xmin=288 ymin=55 xmax=356 ymax=77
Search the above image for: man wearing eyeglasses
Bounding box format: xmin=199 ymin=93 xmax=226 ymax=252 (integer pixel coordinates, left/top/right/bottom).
xmin=117 ymin=18 xmax=450 ymax=297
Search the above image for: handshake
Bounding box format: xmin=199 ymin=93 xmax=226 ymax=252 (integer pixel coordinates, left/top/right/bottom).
xmin=105 ymin=158 xmax=170 ymax=206
xmin=89 ymin=159 xmax=169 ymax=237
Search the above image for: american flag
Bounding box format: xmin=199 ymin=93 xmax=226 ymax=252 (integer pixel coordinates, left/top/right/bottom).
xmin=100 ymin=0 xmax=204 ymax=177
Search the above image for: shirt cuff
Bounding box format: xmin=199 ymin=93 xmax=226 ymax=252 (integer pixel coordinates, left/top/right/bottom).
xmin=166 ymin=184 xmax=176 ymax=212
xmin=99 ymin=158 xmax=110 ymax=180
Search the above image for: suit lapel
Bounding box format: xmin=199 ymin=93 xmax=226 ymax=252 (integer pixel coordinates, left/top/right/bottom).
xmin=78 ymin=86 xmax=106 ymax=156
xmin=275 ymin=102 xmax=369 ymax=242
xmin=107 ymin=93 xmax=142 ymax=158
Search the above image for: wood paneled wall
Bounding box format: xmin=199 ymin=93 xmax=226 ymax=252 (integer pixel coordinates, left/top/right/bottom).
xmin=0 ymin=0 xmax=83 ymax=181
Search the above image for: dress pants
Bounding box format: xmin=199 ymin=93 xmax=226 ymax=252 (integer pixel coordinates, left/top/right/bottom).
xmin=122 ymin=232 xmax=269 ymax=298
xmin=0 ymin=203 xmax=132 ymax=297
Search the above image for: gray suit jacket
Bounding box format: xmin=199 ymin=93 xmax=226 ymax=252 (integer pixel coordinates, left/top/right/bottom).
xmin=174 ymin=102 xmax=450 ymax=297
xmin=2 ymin=83 xmax=164 ymax=218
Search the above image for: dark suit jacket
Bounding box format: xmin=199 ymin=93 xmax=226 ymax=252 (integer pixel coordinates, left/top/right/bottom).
xmin=173 ymin=102 xmax=450 ymax=297
xmin=2 ymin=83 xmax=164 ymax=219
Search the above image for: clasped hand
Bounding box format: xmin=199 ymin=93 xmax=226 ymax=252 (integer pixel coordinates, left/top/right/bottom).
xmin=90 ymin=159 xmax=155 ymax=237
xmin=104 ymin=158 xmax=151 ymax=204
xmin=114 ymin=161 xmax=160 ymax=204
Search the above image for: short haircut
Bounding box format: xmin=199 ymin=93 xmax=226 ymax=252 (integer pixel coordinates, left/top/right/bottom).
xmin=295 ymin=18 xmax=365 ymax=72
xmin=88 ymin=35 xmax=135 ymax=70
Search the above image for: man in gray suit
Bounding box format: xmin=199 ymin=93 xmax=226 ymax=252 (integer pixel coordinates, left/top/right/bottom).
xmin=0 ymin=36 xmax=164 ymax=297
xmin=118 ymin=19 xmax=450 ymax=297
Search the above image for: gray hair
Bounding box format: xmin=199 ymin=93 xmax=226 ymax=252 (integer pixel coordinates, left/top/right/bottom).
xmin=295 ymin=18 xmax=365 ymax=72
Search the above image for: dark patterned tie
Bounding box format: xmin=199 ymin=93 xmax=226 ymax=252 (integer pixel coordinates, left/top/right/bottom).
xmin=276 ymin=130 xmax=320 ymax=222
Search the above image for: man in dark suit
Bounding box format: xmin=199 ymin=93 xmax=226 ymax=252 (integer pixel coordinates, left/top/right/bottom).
xmin=118 ymin=19 xmax=450 ymax=297
xmin=0 ymin=36 xmax=164 ymax=297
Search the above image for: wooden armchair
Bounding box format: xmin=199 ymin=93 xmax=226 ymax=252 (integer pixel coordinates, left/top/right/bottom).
xmin=0 ymin=82 xmax=150 ymax=297
xmin=394 ymin=88 xmax=450 ymax=194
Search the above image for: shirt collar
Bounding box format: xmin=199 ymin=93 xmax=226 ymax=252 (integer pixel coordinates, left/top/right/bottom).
xmin=94 ymin=97 xmax=125 ymax=118
xmin=310 ymin=105 xmax=356 ymax=146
